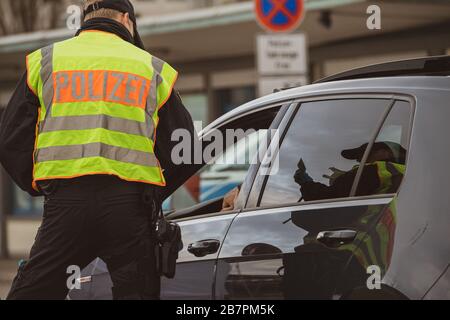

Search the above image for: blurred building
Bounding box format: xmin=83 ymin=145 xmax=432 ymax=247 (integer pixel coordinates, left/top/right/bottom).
xmin=134 ymin=0 xmax=249 ymax=15
xmin=0 ymin=0 xmax=450 ymax=256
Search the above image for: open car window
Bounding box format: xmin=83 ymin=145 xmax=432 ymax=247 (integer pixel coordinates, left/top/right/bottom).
xmin=164 ymin=105 xmax=281 ymax=218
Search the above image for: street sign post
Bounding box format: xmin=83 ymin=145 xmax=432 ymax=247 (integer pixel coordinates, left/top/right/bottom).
xmin=257 ymin=33 xmax=308 ymax=96
xmin=255 ymin=0 xmax=308 ymax=96
xmin=254 ymin=0 xmax=305 ymax=33
xmin=259 ymin=76 xmax=308 ymax=96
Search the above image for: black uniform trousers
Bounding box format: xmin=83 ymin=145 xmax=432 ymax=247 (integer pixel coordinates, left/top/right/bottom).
xmin=7 ymin=175 xmax=160 ymax=300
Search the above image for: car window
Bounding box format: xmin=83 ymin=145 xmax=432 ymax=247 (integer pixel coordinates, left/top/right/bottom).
xmin=354 ymin=100 xmax=411 ymax=195
xmin=259 ymin=99 xmax=397 ymax=207
xmin=163 ymin=106 xmax=281 ymax=213
xmin=165 ymin=130 xmax=265 ymax=210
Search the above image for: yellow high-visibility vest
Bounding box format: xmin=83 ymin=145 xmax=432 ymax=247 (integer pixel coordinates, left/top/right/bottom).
xmin=26 ymin=31 xmax=178 ymax=190
xmin=341 ymin=161 xmax=405 ymax=273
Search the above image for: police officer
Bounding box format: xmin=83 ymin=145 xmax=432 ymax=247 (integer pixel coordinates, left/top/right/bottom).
xmin=0 ymin=0 xmax=197 ymax=300
xmin=294 ymin=141 xmax=406 ymax=200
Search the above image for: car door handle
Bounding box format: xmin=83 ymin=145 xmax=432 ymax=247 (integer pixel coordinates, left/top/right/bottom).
xmin=187 ymin=239 xmax=220 ymax=257
xmin=316 ymin=230 xmax=357 ymax=247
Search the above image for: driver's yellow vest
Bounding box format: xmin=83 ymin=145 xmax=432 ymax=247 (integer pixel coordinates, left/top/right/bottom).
xmin=26 ymin=31 xmax=178 ymax=190
xmin=341 ymin=161 xmax=406 ymax=274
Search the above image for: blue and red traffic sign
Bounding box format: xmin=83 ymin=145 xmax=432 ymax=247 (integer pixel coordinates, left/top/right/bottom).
xmin=255 ymin=0 xmax=305 ymax=33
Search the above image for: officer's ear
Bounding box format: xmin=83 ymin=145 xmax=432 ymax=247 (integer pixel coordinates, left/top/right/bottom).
xmin=120 ymin=12 xmax=134 ymax=37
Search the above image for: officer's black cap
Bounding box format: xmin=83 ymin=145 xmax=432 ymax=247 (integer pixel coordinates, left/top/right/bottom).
xmin=84 ymin=0 xmax=145 ymax=49
xmin=341 ymin=141 xmax=406 ymax=164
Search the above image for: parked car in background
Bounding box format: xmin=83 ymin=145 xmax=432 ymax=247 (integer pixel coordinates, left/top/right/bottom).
xmin=69 ymin=56 xmax=450 ymax=300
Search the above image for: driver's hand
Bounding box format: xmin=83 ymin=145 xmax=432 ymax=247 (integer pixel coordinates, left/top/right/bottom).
xmin=221 ymin=187 xmax=240 ymax=212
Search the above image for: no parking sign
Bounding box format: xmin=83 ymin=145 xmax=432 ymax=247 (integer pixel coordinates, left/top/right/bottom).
xmin=255 ymin=0 xmax=305 ymax=33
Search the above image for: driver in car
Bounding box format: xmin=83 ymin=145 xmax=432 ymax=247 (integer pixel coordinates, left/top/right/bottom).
xmin=295 ymin=141 xmax=406 ymax=201
xmin=221 ymin=141 xmax=406 ymax=210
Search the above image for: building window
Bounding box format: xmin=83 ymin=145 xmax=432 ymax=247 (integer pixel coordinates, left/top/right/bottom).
xmin=181 ymin=93 xmax=208 ymax=124
xmin=215 ymin=86 xmax=256 ymax=115
xmin=12 ymin=185 xmax=43 ymax=217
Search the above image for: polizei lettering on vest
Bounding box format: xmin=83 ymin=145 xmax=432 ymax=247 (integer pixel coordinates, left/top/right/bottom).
xmin=54 ymin=70 xmax=150 ymax=108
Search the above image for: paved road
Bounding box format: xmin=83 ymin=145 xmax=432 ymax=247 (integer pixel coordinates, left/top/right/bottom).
xmin=0 ymin=219 xmax=40 ymax=299
xmin=0 ymin=259 xmax=18 ymax=299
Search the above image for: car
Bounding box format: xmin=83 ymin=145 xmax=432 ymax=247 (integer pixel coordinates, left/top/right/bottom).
xmin=68 ymin=56 xmax=450 ymax=300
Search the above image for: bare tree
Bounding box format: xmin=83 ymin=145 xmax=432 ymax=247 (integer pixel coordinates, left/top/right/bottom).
xmin=0 ymin=0 xmax=70 ymax=36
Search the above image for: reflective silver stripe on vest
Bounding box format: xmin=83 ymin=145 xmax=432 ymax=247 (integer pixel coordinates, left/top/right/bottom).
xmin=40 ymin=114 xmax=147 ymax=136
xmin=39 ymin=45 xmax=54 ymax=132
xmin=145 ymin=56 xmax=164 ymax=138
xmin=356 ymin=235 xmax=373 ymax=267
xmin=36 ymin=142 xmax=159 ymax=167
xmin=365 ymin=224 xmax=385 ymax=271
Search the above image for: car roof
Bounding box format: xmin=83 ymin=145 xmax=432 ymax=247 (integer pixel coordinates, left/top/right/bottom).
xmin=316 ymin=55 xmax=450 ymax=83
xmin=203 ymin=75 xmax=450 ymax=135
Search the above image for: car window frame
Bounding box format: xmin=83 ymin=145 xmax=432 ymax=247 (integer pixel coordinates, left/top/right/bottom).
xmin=167 ymin=101 xmax=292 ymax=222
xmin=244 ymin=93 xmax=415 ymax=212
xmin=234 ymin=102 xmax=292 ymax=210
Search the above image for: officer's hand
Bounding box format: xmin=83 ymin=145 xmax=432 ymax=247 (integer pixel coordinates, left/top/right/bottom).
xmin=221 ymin=187 xmax=240 ymax=212
xmin=322 ymin=167 xmax=346 ymax=185
xmin=294 ymin=159 xmax=313 ymax=185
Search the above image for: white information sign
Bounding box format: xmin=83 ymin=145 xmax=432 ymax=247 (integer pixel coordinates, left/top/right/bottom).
xmin=257 ymin=34 xmax=307 ymax=76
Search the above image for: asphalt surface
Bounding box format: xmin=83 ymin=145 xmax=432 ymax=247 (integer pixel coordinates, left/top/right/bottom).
xmin=0 ymin=259 xmax=17 ymax=299
xmin=0 ymin=219 xmax=40 ymax=299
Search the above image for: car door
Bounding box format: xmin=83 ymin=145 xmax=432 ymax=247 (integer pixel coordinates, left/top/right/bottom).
xmin=215 ymin=96 xmax=413 ymax=299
